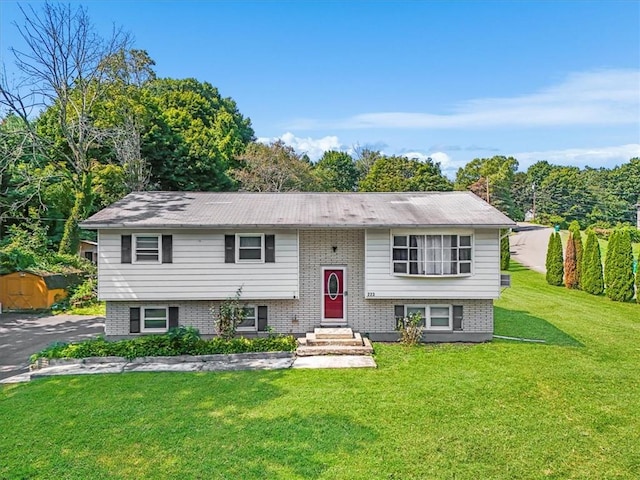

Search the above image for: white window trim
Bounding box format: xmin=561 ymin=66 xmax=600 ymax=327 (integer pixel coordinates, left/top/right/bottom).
xmin=405 ymin=304 xmax=453 ymax=332
xmin=133 ymin=234 xmax=162 ymax=264
xmin=390 ymin=232 xmax=474 ymax=278
xmin=237 ymin=305 xmax=257 ymax=332
xmin=236 ymin=233 xmax=265 ymax=263
xmin=141 ymin=306 xmax=169 ymax=333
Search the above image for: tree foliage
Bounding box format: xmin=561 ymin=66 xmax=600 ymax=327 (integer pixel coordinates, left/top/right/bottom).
xmin=605 ymin=229 xmax=635 ymax=302
xmin=581 ymin=230 xmax=604 ymax=295
xmin=563 ymin=232 xmax=579 ymax=289
xmin=545 ymin=232 xmax=564 ymax=286
xmin=314 ymin=151 xmax=358 ymax=192
xmin=141 ymin=78 xmax=253 ymax=191
xmin=359 ymin=155 xmax=452 ymax=192
xmin=455 ymin=156 xmax=519 ymax=218
xmin=231 ymin=141 xmax=318 ymax=192
xmin=568 ymin=221 xmax=583 ymax=288
xmin=500 ymin=231 xmax=510 ymax=271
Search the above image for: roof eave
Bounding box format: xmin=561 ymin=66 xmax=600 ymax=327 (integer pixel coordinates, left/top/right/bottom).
xmin=80 ymin=222 xmax=517 ymax=230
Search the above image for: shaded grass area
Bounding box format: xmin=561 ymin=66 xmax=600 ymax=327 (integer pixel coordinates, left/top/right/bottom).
xmin=2 ymin=263 xmax=639 ymax=479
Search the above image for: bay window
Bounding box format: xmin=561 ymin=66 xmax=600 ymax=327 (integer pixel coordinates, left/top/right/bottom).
xmin=393 ymin=234 xmax=472 ymax=276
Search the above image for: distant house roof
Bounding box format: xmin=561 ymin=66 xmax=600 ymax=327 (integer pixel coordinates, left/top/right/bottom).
xmin=80 ymin=191 xmax=516 ymax=229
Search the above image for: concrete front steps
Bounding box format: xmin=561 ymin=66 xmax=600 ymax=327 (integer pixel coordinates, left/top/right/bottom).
xmin=296 ymin=328 xmax=374 ymax=356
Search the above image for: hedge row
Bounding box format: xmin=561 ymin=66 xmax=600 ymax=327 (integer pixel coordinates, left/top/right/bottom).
xmin=31 ymin=327 xmax=297 ymax=362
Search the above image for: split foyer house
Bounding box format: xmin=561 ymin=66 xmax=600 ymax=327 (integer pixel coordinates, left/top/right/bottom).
xmin=81 ymin=191 xmax=515 ymax=342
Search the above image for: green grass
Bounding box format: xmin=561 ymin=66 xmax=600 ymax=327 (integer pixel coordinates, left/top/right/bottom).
xmin=65 ymin=301 xmax=106 ymax=316
xmin=2 ymin=264 xmax=639 ymax=479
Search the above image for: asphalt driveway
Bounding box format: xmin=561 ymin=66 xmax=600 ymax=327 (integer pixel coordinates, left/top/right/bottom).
xmin=511 ymin=223 xmax=554 ymax=273
xmin=0 ymin=312 xmax=104 ymax=381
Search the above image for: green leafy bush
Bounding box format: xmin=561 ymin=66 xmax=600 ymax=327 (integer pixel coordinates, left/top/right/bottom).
xmin=545 ymin=232 xmax=564 ymax=286
xmin=396 ymin=312 xmax=424 ymax=346
xmin=212 ymin=287 xmax=246 ymax=340
xmin=582 ymin=230 xmax=604 ymax=295
xmin=605 ymin=229 xmax=635 ymax=302
xmin=68 ymin=278 xmax=98 ymax=308
xmin=30 ymin=327 xmax=297 ymax=362
xmin=500 ymin=231 xmax=510 ymax=271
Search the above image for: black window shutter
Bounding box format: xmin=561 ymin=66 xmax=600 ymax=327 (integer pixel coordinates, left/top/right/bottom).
xmin=162 ymin=235 xmax=173 ymax=263
xmin=130 ymin=307 xmax=140 ymax=333
xmin=225 ymin=235 xmax=235 ymax=263
xmin=257 ymin=306 xmax=268 ymax=331
xmin=265 ymin=235 xmax=275 ymax=263
xmin=168 ymin=307 xmax=179 ymax=329
xmin=121 ymin=235 xmax=132 ymax=264
xmin=394 ymin=305 xmax=405 ymax=320
xmin=453 ymin=305 xmax=463 ymax=331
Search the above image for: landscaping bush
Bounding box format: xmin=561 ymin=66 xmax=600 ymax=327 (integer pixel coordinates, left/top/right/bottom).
xmin=582 ymin=230 xmax=604 ymax=295
xmin=605 ymin=229 xmax=635 ymax=302
xmin=500 ymin=231 xmax=510 ymax=271
xmin=30 ymin=327 xmax=297 ymax=362
xmin=568 ymin=221 xmax=583 ymax=287
xmin=545 ymin=232 xmax=564 ymax=286
xmin=396 ymin=312 xmax=424 ymax=346
xmin=68 ymin=278 xmax=98 ymax=308
xmin=563 ymin=231 xmax=579 ymax=289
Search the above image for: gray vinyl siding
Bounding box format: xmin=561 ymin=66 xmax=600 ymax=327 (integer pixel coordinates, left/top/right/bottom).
xmin=364 ymin=229 xmax=501 ymax=299
xmin=97 ymin=230 xmax=299 ymax=301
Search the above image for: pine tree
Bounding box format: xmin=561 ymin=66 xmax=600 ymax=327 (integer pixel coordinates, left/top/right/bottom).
xmin=500 ymin=231 xmax=510 ymax=270
xmin=564 ymin=232 xmax=579 ymax=288
xmin=568 ymin=221 xmax=583 ymax=288
xmin=546 ymin=232 xmax=564 ymax=286
xmin=605 ymin=229 xmax=635 ymax=302
xmin=582 ymin=230 xmax=604 ymax=295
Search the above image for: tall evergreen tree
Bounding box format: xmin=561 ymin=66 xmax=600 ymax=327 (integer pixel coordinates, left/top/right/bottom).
xmin=546 ymin=232 xmax=564 ymax=286
xmin=564 ymin=232 xmax=579 ymax=289
xmin=636 ymin=268 xmax=639 ymax=304
xmin=500 ymin=231 xmax=510 ymax=270
xmin=604 ymin=230 xmax=619 ymax=288
xmin=605 ymin=229 xmax=635 ymax=302
xmin=568 ymin=221 xmax=583 ymax=288
xmin=582 ymin=230 xmax=604 ymax=295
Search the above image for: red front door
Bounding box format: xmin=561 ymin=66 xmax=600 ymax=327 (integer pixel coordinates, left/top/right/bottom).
xmin=323 ymin=267 xmax=345 ymax=321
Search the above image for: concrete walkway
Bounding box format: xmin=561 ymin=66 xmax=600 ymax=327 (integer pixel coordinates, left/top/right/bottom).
xmin=0 ymin=353 xmax=377 ymax=384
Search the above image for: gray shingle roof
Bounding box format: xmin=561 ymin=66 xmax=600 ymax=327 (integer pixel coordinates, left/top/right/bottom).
xmin=80 ymin=191 xmax=516 ymax=229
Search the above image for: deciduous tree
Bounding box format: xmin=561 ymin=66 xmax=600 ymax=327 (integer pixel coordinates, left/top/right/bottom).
xmin=231 ymin=141 xmax=318 ymax=192
xmin=0 ymin=2 xmax=131 ymax=254
xmin=314 ymin=151 xmax=358 ymax=192
xmin=359 ymin=155 xmax=452 ymax=192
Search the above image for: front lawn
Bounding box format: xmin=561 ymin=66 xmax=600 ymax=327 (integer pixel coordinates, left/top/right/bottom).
xmin=2 ymin=263 xmax=639 ymax=479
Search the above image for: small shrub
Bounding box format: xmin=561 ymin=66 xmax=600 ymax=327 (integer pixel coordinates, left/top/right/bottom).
xmin=212 ymin=287 xmax=246 ymax=340
xmin=69 ymin=278 xmax=98 ymax=308
xmin=30 ymin=330 xmax=297 ymax=361
xmin=396 ymin=312 xmax=424 ymax=346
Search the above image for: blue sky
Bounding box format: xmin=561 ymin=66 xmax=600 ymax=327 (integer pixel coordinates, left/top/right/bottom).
xmin=1 ymin=1 xmax=639 ymax=177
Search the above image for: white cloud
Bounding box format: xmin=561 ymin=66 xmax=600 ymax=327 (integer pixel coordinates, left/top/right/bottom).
xmin=288 ymin=69 xmax=640 ymax=130
xmin=257 ymin=132 xmax=343 ymax=161
xmin=515 ymin=143 xmax=640 ymax=170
